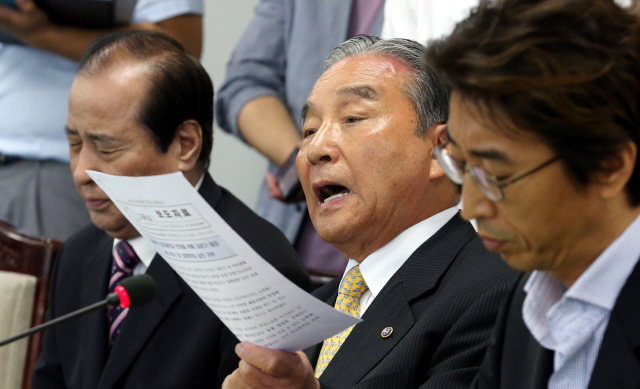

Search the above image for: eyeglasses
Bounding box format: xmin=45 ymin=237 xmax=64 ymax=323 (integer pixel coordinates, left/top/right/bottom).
xmin=434 ymin=139 xmax=559 ymax=202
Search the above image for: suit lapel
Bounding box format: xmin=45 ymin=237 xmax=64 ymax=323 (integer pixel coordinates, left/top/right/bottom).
xmin=199 ymin=173 xmax=222 ymax=210
xmin=97 ymin=254 xmax=182 ymax=389
xmin=76 ymin=232 xmax=113 ymax=387
xmin=319 ymin=277 xmax=414 ymax=387
xmin=502 ymin=278 xmax=554 ymax=389
xmin=514 ymin=339 xmax=554 ymax=389
xmin=320 ymin=214 xmax=477 ymax=386
xmin=398 ymin=215 xmax=477 ymax=301
xmin=588 ymin=257 xmax=640 ymax=388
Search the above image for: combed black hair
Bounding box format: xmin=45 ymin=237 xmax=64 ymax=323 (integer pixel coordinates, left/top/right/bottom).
xmin=79 ymin=30 xmax=214 ymax=168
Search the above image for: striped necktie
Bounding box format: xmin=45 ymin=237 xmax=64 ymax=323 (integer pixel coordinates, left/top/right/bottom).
xmin=315 ymin=265 xmax=368 ymax=378
xmin=107 ymin=240 xmax=140 ymax=349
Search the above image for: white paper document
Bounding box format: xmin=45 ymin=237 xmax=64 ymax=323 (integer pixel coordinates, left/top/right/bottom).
xmin=88 ymin=171 xmax=360 ymax=352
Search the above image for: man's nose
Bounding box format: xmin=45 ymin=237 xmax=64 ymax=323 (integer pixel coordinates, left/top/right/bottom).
xmin=460 ymin=174 xmax=497 ymax=222
xmin=71 ymin=146 xmax=97 ymax=186
xmin=306 ymin=123 xmax=339 ymax=165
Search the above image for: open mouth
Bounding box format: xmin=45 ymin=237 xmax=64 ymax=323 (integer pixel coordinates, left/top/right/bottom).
xmin=318 ymin=185 xmax=350 ymax=204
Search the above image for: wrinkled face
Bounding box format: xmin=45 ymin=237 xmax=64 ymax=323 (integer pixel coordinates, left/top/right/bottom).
xmin=297 ymin=55 xmax=440 ymax=260
xmin=447 ymin=92 xmax=605 ymax=278
xmin=67 ymin=64 xmax=181 ymax=239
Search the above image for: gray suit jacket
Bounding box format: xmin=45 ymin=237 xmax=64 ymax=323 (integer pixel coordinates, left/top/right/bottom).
xmin=215 ymin=0 xmax=383 ymax=242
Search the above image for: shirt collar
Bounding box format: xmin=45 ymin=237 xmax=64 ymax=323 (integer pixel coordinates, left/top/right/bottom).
xmin=523 ymin=211 xmax=640 ymax=343
xmin=194 ymin=174 xmax=205 ymax=191
xmin=565 ymin=210 xmax=640 ymax=310
xmin=113 ymin=235 xmax=157 ymax=268
xmin=112 ymin=173 xmax=205 ymax=267
xmin=341 ymin=207 xmax=458 ymax=298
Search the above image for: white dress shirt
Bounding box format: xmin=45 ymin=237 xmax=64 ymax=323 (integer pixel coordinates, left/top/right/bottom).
xmin=113 ymin=174 xmax=204 ymax=274
xmin=380 ymin=0 xmax=479 ymax=43
xmin=340 ymin=206 xmax=458 ymax=315
xmin=0 ymin=0 xmax=203 ymax=161
xmin=381 ymin=0 xmax=631 ymax=45
xmin=523 ymin=212 xmax=640 ymax=389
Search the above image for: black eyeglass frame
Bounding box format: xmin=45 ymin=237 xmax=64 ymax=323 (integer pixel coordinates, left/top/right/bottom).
xmin=435 ymin=139 xmax=560 ymax=202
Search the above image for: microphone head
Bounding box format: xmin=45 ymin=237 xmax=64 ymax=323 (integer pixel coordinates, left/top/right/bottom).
xmin=116 ymin=274 xmax=157 ymax=308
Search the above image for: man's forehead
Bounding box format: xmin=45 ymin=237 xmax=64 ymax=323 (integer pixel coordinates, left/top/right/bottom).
xmin=303 ymin=54 xmax=411 ymax=117
xmin=70 ymin=59 xmax=148 ymax=109
xmin=72 ymin=58 xmax=152 ymax=104
xmin=334 ymin=52 xmax=411 ymax=73
xmin=79 ymin=50 xmax=153 ymax=79
xmin=320 ymin=54 xmax=411 ymax=87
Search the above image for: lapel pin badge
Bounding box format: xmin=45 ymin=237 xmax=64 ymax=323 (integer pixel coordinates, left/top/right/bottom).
xmin=381 ymin=327 xmax=393 ymax=338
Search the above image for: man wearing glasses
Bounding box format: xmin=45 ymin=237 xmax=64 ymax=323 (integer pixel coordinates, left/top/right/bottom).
xmin=427 ymin=0 xmax=640 ymax=387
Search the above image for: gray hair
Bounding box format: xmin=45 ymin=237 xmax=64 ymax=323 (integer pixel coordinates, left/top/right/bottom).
xmin=324 ymin=35 xmax=449 ymax=137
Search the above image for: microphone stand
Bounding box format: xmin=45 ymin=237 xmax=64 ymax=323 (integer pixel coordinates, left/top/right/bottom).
xmin=0 ymin=293 xmax=120 ymax=348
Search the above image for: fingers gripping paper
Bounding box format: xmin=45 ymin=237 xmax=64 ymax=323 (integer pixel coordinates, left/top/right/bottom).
xmin=88 ymin=171 xmax=360 ymax=352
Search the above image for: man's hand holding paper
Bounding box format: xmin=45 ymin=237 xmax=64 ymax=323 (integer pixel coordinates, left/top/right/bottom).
xmin=222 ymin=343 xmax=319 ymax=389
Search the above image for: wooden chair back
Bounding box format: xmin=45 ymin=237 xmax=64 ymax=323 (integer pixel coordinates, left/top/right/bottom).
xmin=0 ymin=221 xmax=61 ymax=389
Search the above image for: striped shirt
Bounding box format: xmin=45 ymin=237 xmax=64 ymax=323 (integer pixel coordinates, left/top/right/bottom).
xmin=523 ymin=212 xmax=640 ymax=388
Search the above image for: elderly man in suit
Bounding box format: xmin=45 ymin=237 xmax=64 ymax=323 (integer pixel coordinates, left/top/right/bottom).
xmin=32 ymin=31 xmax=312 ymax=389
xmin=426 ymin=0 xmax=640 ymax=387
xmin=222 ymin=35 xmax=518 ymax=389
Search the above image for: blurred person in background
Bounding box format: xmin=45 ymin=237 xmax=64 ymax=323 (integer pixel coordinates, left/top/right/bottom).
xmin=0 ymin=0 xmax=202 ymax=241
xmin=381 ymin=0 xmax=479 ymax=43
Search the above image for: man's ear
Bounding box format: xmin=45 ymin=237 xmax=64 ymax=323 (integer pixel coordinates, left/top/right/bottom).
xmin=175 ymin=119 xmax=203 ymax=173
xmin=596 ymin=140 xmax=637 ymax=201
xmin=429 ymin=123 xmax=447 ymax=181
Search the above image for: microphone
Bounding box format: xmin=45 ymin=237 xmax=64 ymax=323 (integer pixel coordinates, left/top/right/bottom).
xmin=0 ymin=274 xmax=156 ymax=348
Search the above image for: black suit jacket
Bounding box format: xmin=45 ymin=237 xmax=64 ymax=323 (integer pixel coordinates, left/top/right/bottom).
xmin=304 ymin=214 xmax=520 ymax=388
xmin=473 ymin=258 xmax=640 ymax=389
xmin=32 ymin=174 xmax=312 ymax=389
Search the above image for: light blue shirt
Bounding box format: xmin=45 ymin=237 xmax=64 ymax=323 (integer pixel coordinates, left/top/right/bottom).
xmin=0 ymin=0 xmax=203 ymax=162
xmin=523 ymin=212 xmax=640 ymax=389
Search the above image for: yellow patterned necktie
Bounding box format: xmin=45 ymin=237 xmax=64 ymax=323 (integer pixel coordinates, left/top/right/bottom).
xmin=315 ymin=265 xmax=368 ymax=378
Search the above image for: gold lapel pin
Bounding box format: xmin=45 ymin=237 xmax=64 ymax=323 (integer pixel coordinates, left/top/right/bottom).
xmin=381 ymin=327 xmax=393 ymax=338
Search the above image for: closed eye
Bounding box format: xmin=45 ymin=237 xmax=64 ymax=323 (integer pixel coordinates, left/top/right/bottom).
xmin=97 ymin=146 xmax=124 ymax=155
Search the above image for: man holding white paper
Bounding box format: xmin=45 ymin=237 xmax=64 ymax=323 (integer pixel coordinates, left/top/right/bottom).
xmin=32 ymin=31 xmax=312 ymax=389
xmin=223 ymin=35 xmax=519 ymax=389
